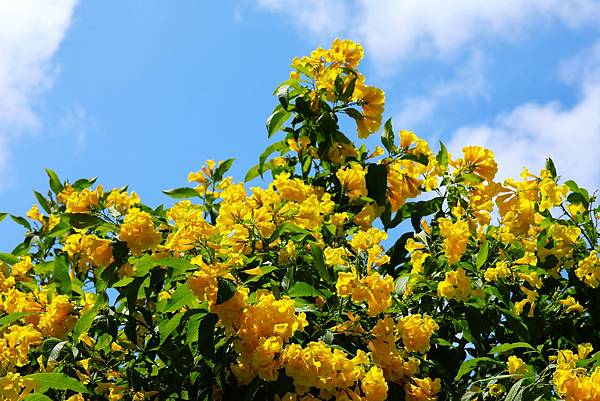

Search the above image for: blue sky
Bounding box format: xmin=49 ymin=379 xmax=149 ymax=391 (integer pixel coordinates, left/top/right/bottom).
xmin=1 ymin=0 xmax=600 ymax=249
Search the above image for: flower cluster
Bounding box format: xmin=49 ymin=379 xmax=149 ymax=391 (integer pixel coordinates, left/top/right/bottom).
xmin=0 ymin=38 xmax=598 ymax=401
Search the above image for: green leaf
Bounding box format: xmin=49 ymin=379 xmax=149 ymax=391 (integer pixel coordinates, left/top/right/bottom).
xmin=162 ymin=187 xmax=200 ymax=199
xmin=394 ymin=274 xmax=414 ymax=296
xmin=505 ymin=378 xmax=525 ymax=401
xmin=213 ymin=158 xmax=235 ymax=182
xmin=0 ymin=212 xmax=7 ymax=223
xmin=342 ymin=75 xmax=357 ymax=100
xmin=456 ymin=173 xmax=484 ymax=185
xmin=159 ymin=311 xmax=185 ymax=345
xmin=12 ymin=238 xmax=32 ymax=256
xmin=343 ymin=108 xmax=363 ymax=120
xmin=71 ymin=177 xmax=97 ymax=191
xmin=244 ymin=163 xmax=260 ymax=182
xmin=567 ymin=191 xmax=589 ymax=208
xmin=47 ymin=340 xmax=67 ymax=364
xmin=152 ymin=257 xmax=197 ymax=274
xmin=489 ymin=342 xmax=535 ymax=354
xmin=267 ymin=223 xmax=310 ymax=244
xmin=198 ymin=313 xmax=219 ymax=359
xmin=381 ymin=118 xmax=395 ymax=153
xmin=545 ymin=158 xmax=557 ymax=179
xmin=267 ymin=107 xmax=291 ymax=138
xmin=54 ymin=254 xmax=71 ymax=295
xmin=455 ymin=357 xmax=497 ymax=380
xmin=310 ymin=242 xmax=332 ymax=284
xmin=577 ymin=351 xmax=600 ymax=368
xmin=73 ymin=306 xmax=98 ymax=341
xmin=216 ymin=277 xmax=237 ymax=305
xmin=276 ymin=84 xmax=291 ymax=110
xmin=0 ymin=252 xmax=19 ymax=264
xmin=365 ymin=164 xmax=388 ymax=205
xmin=45 ymin=169 xmax=63 ymax=195
xmin=186 ymin=312 xmax=206 ymax=349
xmin=476 ymin=240 xmax=489 ymax=269
xmin=34 ymin=191 xmax=51 ymax=213
xmin=288 ymin=282 xmax=320 ymax=298
xmin=23 ymin=373 xmax=88 ymax=393
xmin=0 ymin=312 xmax=37 ymax=328
xmin=436 ymin=141 xmax=449 ymax=168
xmin=259 ymin=139 xmax=289 ymax=176
xmin=10 ymin=215 xmax=31 ymax=230
xmin=166 ymin=283 xmax=197 ymax=312
xmin=564 ymin=179 xmax=579 ymax=193
xmin=65 ymin=213 xmax=103 ymax=229
xmin=24 ymin=395 xmax=53 ymax=401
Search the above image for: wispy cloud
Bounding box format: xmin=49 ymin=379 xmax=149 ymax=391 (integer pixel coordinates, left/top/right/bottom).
xmin=58 ymin=103 xmax=90 ymax=151
xmin=256 ymin=0 xmax=600 ymax=68
xmin=448 ymin=39 xmax=600 ymax=189
xmin=395 ymin=52 xmax=489 ymax=129
xmin=256 ymin=0 xmax=349 ymax=37
xmin=0 ymin=0 xmax=78 ymax=183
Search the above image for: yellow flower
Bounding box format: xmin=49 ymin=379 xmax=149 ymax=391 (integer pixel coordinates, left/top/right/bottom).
xmin=538 ymin=178 xmax=568 ymax=212
xmin=452 ymin=146 xmax=498 ymax=181
xmin=119 ymin=208 xmax=162 ymax=255
xmin=514 ymin=286 xmax=539 ymax=317
xmin=11 ymin=256 xmax=33 ymax=278
xmin=336 ymin=164 xmax=368 ymax=200
xmin=353 ymin=84 xmax=385 ymax=139
xmin=410 ymin=250 xmax=429 ymax=274
xmin=281 ymin=341 xmax=367 ymax=394
xmin=575 ymin=250 xmax=600 ymax=288
xmin=354 ymin=204 xmax=379 ymax=229
xmin=26 ymin=204 xmax=44 ymax=223
xmin=350 ymin=273 xmax=394 ymax=316
xmin=484 ymin=261 xmax=511 ymax=282
xmin=38 ymin=294 xmax=77 ymax=338
xmin=518 ymin=271 xmax=543 ymax=289
xmin=350 ymin=227 xmax=387 ymax=253
xmin=106 ymin=189 xmax=140 ymax=214
xmin=438 ymin=218 xmax=470 ymax=264
xmin=558 ymin=296 xmax=584 ymax=314
xmin=387 ymin=160 xmax=423 ymax=211
xmin=578 ymin=343 xmax=593 ymax=360
xmin=58 ymin=184 xmax=103 ymax=213
xmin=47 ymin=214 xmax=60 ymax=230
xmin=64 ymin=233 xmax=114 ymax=270
xmin=437 ymin=268 xmax=473 ymax=302
xmin=507 ymin=355 xmax=527 ymax=377
xmin=397 ymin=314 xmax=439 ymax=354
xmin=405 ymin=238 xmax=426 ymax=253
xmin=362 ymin=366 xmax=388 ymax=401
xmin=336 ymin=271 xmax=358 ymax=297
xmin=324 ymin=247 xmax=350 ymax=266
xmin=329 ymin=38 xmax=364 ymax=67
xmin=567 ymin=202 xmax=585 ymax=217
xmin=404 ymin=377 xmax=441 ymax=401
xmin=79 ymin=333 xmax=96 ymax=347
xmin=488 ymin=383 xmax=505 ymax=397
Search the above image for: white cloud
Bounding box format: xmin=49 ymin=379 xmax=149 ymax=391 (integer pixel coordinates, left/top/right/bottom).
xmin=58 ymin=103 xmax=89 ymax=151
xmin=0 ymin=0 xmax=78 ymax=177
xmin=448 ymin=40 xmax=600 ymax=189
xmin=395 ymin=51 xmax=489 ymax=129
xmin=356 ymin=0 xmax=600 ymax=67
xmin=256 ymin=0 xmax=348 ymax=37
xmin=257 ymin=0 xmax=600 ymax=68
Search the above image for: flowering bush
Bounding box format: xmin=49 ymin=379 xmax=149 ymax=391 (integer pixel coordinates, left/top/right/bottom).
xmin=1 ymin=39 xmax=599 ymax=401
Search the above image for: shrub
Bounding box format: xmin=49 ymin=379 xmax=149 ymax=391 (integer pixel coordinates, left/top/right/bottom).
xmin=1 ymin=39 xmax=599 ymax=401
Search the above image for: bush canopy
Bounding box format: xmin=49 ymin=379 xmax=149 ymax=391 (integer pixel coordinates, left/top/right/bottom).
xmin=1 ymin=39 xmax=599 ymax=401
